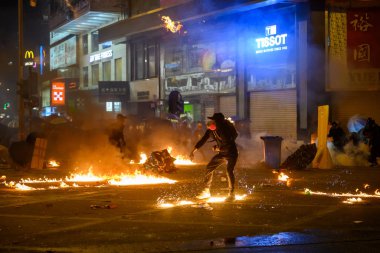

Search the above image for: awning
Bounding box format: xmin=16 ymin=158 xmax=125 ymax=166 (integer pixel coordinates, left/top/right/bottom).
xmin=99 ymin=0 xmax=291 ymax=43
xmin=51 ymin=11 xmax=120 ymax=35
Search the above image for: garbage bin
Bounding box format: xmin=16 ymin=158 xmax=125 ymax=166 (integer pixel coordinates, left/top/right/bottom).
xmin=260 ymin=136 xmax=283 ymax=169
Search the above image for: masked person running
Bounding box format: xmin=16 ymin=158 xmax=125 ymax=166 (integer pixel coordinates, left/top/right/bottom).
xmin=189 ymin=113 xmax=238 ymax=201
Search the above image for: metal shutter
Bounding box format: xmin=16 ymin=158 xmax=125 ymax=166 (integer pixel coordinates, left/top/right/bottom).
xmin=331 ymin=92 xmax=380 ymax=129
xmin=250 ymin=89 xmax=297 ymax=140
xmin=219 ymin=95 xmax=237 ymax=119
xmin=204 ymin=106 xmax=214 ymax=120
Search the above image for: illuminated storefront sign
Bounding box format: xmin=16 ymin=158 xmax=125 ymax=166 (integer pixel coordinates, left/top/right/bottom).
xmin=24 ymin=50 xmax=36 ymax=67
xmin=89 ymin=50 xmax=113 ymax=63
xmin=51 ymin=81 xmax=65 ymax=106
xmin=255 ymin=25 xmax=288 ymax=54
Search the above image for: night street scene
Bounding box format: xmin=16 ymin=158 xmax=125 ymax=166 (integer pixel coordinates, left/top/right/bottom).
xmin=1 ymin=0 xmax=380 ymax=252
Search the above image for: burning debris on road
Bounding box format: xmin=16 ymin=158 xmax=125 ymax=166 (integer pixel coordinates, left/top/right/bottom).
xmin=143 ymin=149 xmax=177 ymax=174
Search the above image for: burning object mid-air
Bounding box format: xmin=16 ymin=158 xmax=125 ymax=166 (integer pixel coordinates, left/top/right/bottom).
xmin=161 ymin=16 xmax=183 ymax=33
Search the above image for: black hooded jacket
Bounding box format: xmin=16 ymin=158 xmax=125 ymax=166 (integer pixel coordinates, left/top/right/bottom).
xmin=195 ymin=120 xmax=238 ymax=154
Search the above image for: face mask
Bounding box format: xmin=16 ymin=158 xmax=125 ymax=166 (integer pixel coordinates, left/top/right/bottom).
xmin=208 ymin=123 xmax=216 ymax=131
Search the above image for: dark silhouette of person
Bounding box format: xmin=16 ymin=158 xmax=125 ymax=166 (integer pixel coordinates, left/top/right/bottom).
xmin=328 ymin=121 xmax=347 ymax=152
xmin=108 ymin=114 xmax=126 ymax=154
xmin=363 ymin=118 xmax=380 ymax=167
xmin=190 ymin=113 xmax=238 ymax=201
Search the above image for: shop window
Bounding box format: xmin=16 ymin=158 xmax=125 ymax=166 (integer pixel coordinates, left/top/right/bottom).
xmin=82 ymin=34 xmax=88 ymax=55
xmin=148 ymin=44 xmax=156 ymax=77
xmin=164 ymin=45 xmax=184 ymax=77
xmin=105 ymin=101 xmax=122 ymax=112
xmin=106 ymin=102 xmax=113 ymax=112
xmin=83 ymin=66 xmax=88 ymax=87
xmin=113 ymin=102 xmax=121 ymax=112
xmin=102 ymin=61 xmax=111 ymax=81
xmin=131 ymin=42 xmax=158 ymax=80
xmin=91 ymin=64 xmax=99 ymax=86
xmin=91 ymin=31 xmax=99 ymax=53
xmin=115 ymin=58 xmax=122 ymax=81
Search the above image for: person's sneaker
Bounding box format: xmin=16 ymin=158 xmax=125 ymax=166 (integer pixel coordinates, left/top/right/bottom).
xmin=197 ymin=188 xmax=211 ymax=199
xmin=225 ymin=193 xmax=235 ymax=202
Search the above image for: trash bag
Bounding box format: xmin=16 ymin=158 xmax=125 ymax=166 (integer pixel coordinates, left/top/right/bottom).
xmin=280 ymin=143 xmax=317 ymax=170
xmin=143 ymin=149 xmax=177 ymax=173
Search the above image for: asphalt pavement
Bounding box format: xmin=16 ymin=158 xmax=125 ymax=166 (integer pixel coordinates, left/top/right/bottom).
xmin=1 ymin=162 xmax=380 ymax=253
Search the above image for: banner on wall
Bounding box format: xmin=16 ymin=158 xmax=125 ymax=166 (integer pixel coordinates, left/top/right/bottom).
xmin=346 ymin=9 xmax=380 ymax=89
xmin=347 ymin=9 xmax=380 ymax=69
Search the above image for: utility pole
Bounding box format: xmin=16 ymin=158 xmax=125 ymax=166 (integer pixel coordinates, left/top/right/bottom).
xmin=18 ymin=0 xmax=25 ymax=140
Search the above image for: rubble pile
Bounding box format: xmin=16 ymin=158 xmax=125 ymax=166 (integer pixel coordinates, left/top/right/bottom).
xmin=280 ymin=143 xmax=317 ymax=170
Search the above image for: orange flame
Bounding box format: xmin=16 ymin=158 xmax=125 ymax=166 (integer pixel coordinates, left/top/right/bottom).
xmin=278 ymin=172 xmax=290 ymax=182
xmin=4 ymin=167 xmax=176 ymax=191
xmin=47 ymin=160 xmax=60 ymax=168
xmin=161 ymin=16 xmax=183 ymax=33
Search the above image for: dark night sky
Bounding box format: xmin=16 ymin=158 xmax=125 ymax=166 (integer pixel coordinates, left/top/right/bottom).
xmin=0 ymin=0 xmax=48 ymax=115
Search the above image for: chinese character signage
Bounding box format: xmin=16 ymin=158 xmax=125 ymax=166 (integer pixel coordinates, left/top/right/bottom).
xmin=51 ymin=81 xmax=65 ymax=106
xmin=347 ymin=10 xmax=380 ymax=69
xmin=98 ymin=81 xmax=130 ymax=103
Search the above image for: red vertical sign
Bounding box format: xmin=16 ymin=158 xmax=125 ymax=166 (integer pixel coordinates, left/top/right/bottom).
xmin=51 ymin=81 xmax=65 ymax=106
xmin=347 ymin=9 xmax=380 ymax=69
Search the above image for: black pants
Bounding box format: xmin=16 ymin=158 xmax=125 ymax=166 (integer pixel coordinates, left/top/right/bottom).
xmin=204 ymin=152 xmax=238 ymax=193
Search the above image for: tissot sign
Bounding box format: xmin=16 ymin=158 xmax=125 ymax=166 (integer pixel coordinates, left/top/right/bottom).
xmin=255 ymin=25 xmax=288 ymax=54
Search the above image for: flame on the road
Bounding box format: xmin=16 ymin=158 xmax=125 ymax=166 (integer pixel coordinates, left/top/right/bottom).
xmin=278 ymin=172 xmax=290 ymax=182
xmin=3 ymin=168 xmax=176 ymax=191
xmin=161 ymin=16 xmax=183 ymax=33
xmin=48 ymin=160 xmax=60 ymax=168
xmin=65 ymin=168 xmax=105 ymax=182
xmin=130 ymin=153 xmax=148 ymax=164
xmin=108 ymin=171 xmax=176 ymax=186
xmin=173 ymin=155 xmax=195 ymax=165
xmin=167 ymin=147 xmax=195 ymax=165
xmin=304 ymin=188 xmax=380 ymax=204
xmin=157 ymin=194 xmax=247 ymax=208
xmin=343 ymin=197 xmax=363 ymax=204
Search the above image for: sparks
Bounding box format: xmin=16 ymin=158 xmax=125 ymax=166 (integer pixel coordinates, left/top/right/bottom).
xmin=157 ymin=194 xmax=247 ymax=208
